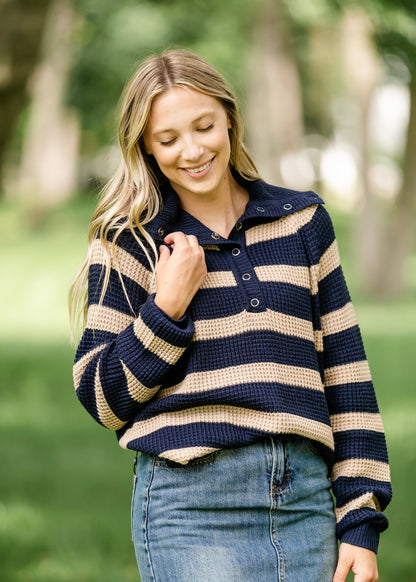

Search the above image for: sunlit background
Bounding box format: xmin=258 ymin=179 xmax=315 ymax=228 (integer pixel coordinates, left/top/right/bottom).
xmin=0 ymin=0 xmax=415 ymax=580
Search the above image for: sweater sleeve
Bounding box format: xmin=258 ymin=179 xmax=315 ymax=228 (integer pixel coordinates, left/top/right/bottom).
xmin=302 ymin=204 xmax=392 ymax=553
xmin=73 ymin=235 xmax=195 ymax=430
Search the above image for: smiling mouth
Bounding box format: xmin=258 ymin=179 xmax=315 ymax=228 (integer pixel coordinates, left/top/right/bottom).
xmin=182 ymin=157 xmax=214 ymax=176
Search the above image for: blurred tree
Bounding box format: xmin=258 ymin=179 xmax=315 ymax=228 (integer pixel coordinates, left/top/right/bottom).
xmin=0 ymin=0 xmax=52 ymax=195
xmin=245 ymin=0 xmax=304 ymax=185
xmin=18 ymin=0 xmax=79 ymax=208
xmin=349 ymin=1 xmax=416 ymax=296
xmin=286 ymin=0 xmax=416 ymax=297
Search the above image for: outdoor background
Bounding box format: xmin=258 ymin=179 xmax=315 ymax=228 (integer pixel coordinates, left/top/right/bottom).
xmin=0 ymin=0 xmax=415 ymax=580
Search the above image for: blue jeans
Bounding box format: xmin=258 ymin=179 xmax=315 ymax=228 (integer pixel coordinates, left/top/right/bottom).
xmin=131 ymin=436 xmax=338 ymax=581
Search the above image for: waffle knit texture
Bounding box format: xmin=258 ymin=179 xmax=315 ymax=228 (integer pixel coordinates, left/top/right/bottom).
xmin=73 ymin=177 xmax=391 ymax=552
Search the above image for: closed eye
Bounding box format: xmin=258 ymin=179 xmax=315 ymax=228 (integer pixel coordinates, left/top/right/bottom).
xmin=198 ymin=123 xmax=214 ymax=132
xmin=159 ymin=137 xmax=176 ymax=146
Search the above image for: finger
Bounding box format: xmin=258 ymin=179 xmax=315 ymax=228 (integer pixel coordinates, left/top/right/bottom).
xmin=163 ymin=231 xmax=188 ymax=246
xmin=183 ymin=234 xmax=199 ymax=247
xmin=332 ymin=561 xmax=350 ymax=582
xmin=157 ymin=244 xmax=171 ymax=263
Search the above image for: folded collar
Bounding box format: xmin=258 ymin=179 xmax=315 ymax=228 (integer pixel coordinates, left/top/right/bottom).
xmin=146 ymin=176 xmax=324 ymax=245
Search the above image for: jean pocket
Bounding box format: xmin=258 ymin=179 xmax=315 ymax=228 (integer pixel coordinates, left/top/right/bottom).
xmin=303 ymin=438 xmax=322 ymax=457
xmin=154 ymin=449 xmax=220 ymax=469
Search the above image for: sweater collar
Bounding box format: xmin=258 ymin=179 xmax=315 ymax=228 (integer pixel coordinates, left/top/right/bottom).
xmin=146 ymin=176 xmax=323 ymax=245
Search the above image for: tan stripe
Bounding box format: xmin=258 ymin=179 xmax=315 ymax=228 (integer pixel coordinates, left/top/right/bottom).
xmin=86 ymin=304 xmax=135 ymax=334
xmin=73 ymin=344 xmax=106 ymax=390
xmin=121 ymin=360 xmax=161 ymax=403
xmin=310 ymin=264 xmax=319 ymax=295
xmin=133 ymin=315 xmax=188 ymax=365
xmin=157 ymin=361 xmax=323 ymax=400
xmin=332 ymin=458 xmax=390 ymax=482
xmin=118 ymin=406 xmax=334 ymax=451
xmin=94 ymin=365 xmax=126 ymax=430
xmin=336 ymin=492 xmax=381 ymax=523
xmin=321 ymin=302 xmax=358 ymax=337
xmin=200 ymin=270 xmax=237 ymax=289
xmin=157 ymin=446 xmax=220 ymax=465
xmin=245 ymin=205 xmax=318 ymax=246
xmin=318 ymin=240 xmax=340 ymax=282
xmin=91 ymin=238 xmax=155 ymax=294
xmin=194 ymin=309 xmax=315 ymax=343
xmin=255 ymin=264 xmax=310 ymax=288
xmin=314 ymin=329 xmax=323 ymax=352
xmin=324 ymin=361 xmax=372 ymax=387
xmin=331 ymin=412 xmax=385 ymax=434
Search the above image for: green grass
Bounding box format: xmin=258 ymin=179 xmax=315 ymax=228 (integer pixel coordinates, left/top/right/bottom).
xmin=0 ymin=195 xmax=415 ymax=580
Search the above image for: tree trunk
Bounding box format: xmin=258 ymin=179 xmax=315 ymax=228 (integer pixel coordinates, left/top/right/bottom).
xmin=16 ymin=0 xmax=79 ymax=208
xmin=244 ymin=0 xmax=304 ymax=185
xmin=340 ymin=8 xmax=386 ymax=293
xmin=0 ymin=0 xmax=52 ymax=195
xmin=342 ymin=8 xmax=415 ymax=297
xmin=377 ymin=79 xmax=416 ymax=296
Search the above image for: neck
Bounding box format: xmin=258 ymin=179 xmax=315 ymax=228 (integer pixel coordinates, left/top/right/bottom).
xmin=176 ymin=171 xmax=249 ymax=239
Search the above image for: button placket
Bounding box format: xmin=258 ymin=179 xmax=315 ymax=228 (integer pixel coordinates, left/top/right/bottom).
xmin=225 ymin=241 xmax=265 ymax=312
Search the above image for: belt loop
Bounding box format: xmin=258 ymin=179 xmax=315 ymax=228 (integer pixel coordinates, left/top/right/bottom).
xmin=133 ymin=451 xmax=138 ymax=475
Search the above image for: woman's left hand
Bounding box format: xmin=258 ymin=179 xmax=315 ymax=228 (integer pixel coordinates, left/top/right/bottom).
xmin=333 ymin=543 xmax=378 ymax=582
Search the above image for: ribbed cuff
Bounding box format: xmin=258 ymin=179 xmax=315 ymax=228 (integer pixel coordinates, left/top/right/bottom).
xmin=140 ymin=294 xmax=195 ymax=343
xmin=340 ymin=523 xmax=380 ymax=554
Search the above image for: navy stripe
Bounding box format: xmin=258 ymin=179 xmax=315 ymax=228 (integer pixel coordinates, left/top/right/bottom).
xmin=334 ymin=431 xmax=389 ymax=464
xmin=260 ymin=282 xmax=313 ymax=319
xmin=334 ymin=477 xmax=392 ymax=508
xmin=184 ymin=332 xmax=320 ymax=373
xmin=76 ymin=354 xmax=101 ymax=423
xmin=138 ymin=383 xmax=330 ymax=422
xmin=308 ymin=205 xmax=337 ymax=255
xmin=325 ymin=382 xmax=379 ymax=413
xmin=319 ymin=267 xmax=351 ymax=315
xmin=74 ymin=329 xmax=116 ymax=362
xmin=248 ymin=237 xmax=310 ymax=267
xmin=193 ymin=287 xmax=246 ymax=319
xmin=323 ymin=327 xmax=366 ymax=367
xmin=89 ymin=264 xmax=144 ymax=315
xmin=125 ymin=423 xmax=276 ymax=455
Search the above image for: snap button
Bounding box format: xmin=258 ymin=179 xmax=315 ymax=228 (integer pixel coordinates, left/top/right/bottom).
xmin=211 ymin=232 xmax=221 ymax=240
xmin=250 ymin=298 xmax=260 ymax=307
xmin=256 ymin=206 xmax=265 ymax=213
xmin=157 ymin=227 xmax=165 ymax=237
xmin=232 ymin=248 xmax=240 ymax=257
xmin=236 ymin=222 xmax=243 ymax=231
xmin=283 ymin=203 xmax=293 ymax=211
xmin=242 ymin=273 xmax=251 ymax=281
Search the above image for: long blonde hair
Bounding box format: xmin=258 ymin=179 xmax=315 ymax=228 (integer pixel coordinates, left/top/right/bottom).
xmin=69 ymin=49 xmax=260 ymax=339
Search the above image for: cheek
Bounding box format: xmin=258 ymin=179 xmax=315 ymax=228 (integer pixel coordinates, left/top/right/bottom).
xmin=152 ymin=148 xmax=177 ymax=169
xmin=210 ymin=128 xmax=231 ymax=153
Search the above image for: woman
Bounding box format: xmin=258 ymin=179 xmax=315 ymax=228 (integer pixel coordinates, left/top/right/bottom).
xmin=70 ymin=49 xmax=391 ymax=582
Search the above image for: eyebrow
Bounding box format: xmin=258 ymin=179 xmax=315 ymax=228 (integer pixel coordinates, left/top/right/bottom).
xmin=151 ymin=111 xmax=215 ymax=138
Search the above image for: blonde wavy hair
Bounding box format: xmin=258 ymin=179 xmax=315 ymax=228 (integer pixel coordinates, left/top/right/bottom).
xmin=69 ymin=49 xmax=261 ymax=339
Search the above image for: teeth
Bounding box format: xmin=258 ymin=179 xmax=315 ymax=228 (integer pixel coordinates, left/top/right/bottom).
xmin=186 ymin=160 xmax=211 ymax=173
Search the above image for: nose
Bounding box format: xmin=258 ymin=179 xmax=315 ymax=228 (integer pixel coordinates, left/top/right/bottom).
xmin=182 ymin=135 xmax=203 ymax=161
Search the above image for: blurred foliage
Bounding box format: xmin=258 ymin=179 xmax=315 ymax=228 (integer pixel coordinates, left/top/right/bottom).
xmin=67 ymin=0 xmax=256 ymax=149
xmin=65 ymin=0 xmax=415 ymax=156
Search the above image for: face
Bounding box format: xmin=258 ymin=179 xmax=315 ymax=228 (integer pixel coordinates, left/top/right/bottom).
xmin=143 ymin=87 xmax=232 ymax=204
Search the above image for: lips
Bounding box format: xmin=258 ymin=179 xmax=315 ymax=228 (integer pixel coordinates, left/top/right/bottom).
xmin=181 ymin=157 xmax=214 ymax=178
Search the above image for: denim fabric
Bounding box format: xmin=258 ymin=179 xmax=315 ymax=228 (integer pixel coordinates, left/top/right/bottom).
xmin=131 ymin=436 xmax=337 ymax=581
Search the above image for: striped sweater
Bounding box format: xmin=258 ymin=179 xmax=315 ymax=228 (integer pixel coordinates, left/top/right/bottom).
xmin=73 ymin=177 xmax=391 ymax=552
